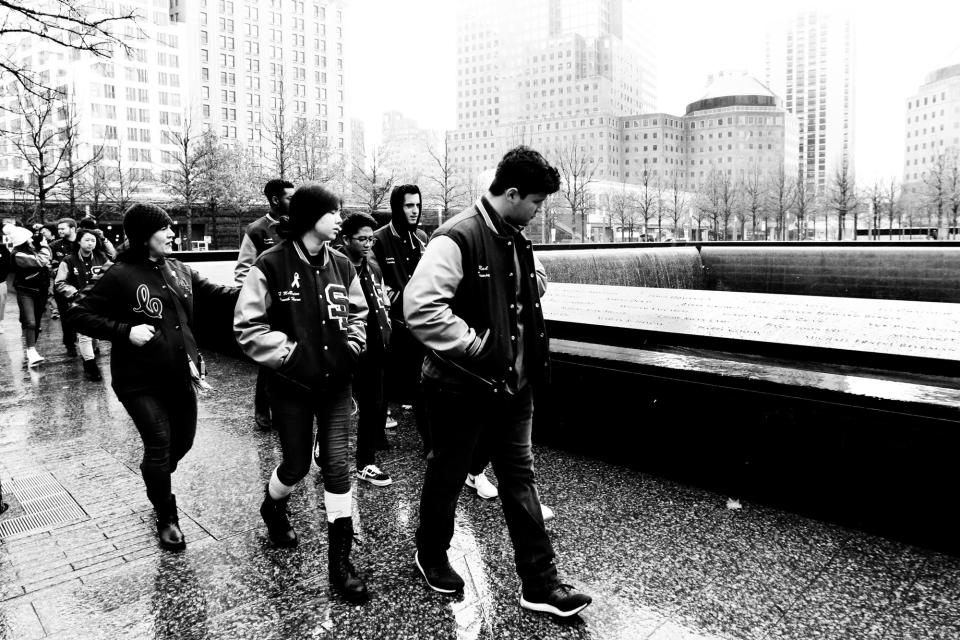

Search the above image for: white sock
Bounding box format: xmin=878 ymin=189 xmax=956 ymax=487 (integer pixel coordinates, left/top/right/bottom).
xmin=268 ymin=467 xmax=293 ymax=500
xmin=324 ymin=490 xmax=352 ymax=523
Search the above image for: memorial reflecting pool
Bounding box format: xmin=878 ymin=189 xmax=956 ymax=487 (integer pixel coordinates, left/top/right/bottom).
xmin=2 ymin=304 xmax=960 ymax=640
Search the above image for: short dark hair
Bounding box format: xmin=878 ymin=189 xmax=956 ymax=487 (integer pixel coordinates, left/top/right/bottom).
xmin=263 ymin=178 xmax=295 ymax=203
xmin=389 ymin=184 xmax=421 ymax=216
xmin=75 ymin=227 xmax=102 ymax=250
xmin=277 ymin=183 xmax=342 ymax=240
xmin=56 ymin=217 xmax=77 ymax=229
xmin=42 ymin=222 xmax=58 ymax=235
xmin=340 ymin=212 xmax=377 ymax=238
xmin=488 ymin=146 xmax=561 ymax=198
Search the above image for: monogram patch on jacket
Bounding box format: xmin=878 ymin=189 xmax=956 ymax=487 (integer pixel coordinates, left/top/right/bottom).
xmin=132 ymin=284 xmax=163 ymax=319
xmin=324 ymin=283 xmax=349 ymax=330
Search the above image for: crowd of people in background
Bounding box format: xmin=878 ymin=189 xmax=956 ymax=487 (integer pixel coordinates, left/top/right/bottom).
xmin=0 ymin=146 xmax=592 ymax=619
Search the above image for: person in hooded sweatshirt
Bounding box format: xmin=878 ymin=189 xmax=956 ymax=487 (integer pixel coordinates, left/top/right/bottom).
xmin=371 ymin=184 xmax=430 ymax=454
xmin=4 ymin=223 xmax=51 ymax=366
xmin=68 ymin=203 xmax=239 ymax=552
xmin=234 ymin=183 xmax=372 ymax=604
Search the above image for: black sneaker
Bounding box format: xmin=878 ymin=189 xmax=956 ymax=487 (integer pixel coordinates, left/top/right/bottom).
xmin=356 ymin=464 xmax=392 ymax=487
xmin=520 ymin=582 xmax=592 ymax=617
xmin=414 ymin=551 xmax=464 ymax=593
xmin=254 ymin=411 xmax=272 ymax=430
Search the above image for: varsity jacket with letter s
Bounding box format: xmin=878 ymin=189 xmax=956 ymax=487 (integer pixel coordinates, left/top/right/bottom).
xmin=234 ymin=240 xmax=368 ymax=391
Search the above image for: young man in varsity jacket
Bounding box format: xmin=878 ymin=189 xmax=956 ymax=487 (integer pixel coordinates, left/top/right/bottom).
xmin=234 ymin=178 xmax=295 ymax=430
xmin=234 ymin=184 xmax=372 ymax=604
xmin=404 ymin=146 xmax=592 ymax=618
xmin=371 ymin=184 xmax=431 ymax=454
xmin=335 ymin=212 xmax=394 ymax=487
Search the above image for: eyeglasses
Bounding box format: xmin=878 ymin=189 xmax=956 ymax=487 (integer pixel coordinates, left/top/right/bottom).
xmin=351 ymin=236 xmax=376 ymax=245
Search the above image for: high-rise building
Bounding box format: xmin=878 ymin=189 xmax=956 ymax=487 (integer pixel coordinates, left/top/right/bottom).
xmin=173 ymin=0 xmax=349 ymax=169
xmin=0 ymin=0 xmax=188 ymax=199
xmin=380 ymin=111 xmax=443 ymax=185
xmin=902 ymin=60 xmax=960 ymax=191
xmin=450 ymin=0 xmax=657 ymax=181
xmin=765 ymin=10 xmax=855 ymax=194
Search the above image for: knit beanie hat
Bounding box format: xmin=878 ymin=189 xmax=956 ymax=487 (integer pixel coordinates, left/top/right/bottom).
xmin=123 ymin=203 xmax=173 ymax=246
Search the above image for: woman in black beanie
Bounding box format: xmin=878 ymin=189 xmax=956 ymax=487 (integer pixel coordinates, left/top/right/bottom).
xmin=68 ymin=203 xmax=238 ymax=551
xmin=234 ymin=183 xmax=371 ymax=603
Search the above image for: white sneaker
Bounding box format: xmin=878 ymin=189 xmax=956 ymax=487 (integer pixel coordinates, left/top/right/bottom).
xmin=385 ymin=414 xmax=397 ymax=429
xmin=541 ymin=504 xmax=555 ymax=522
xmin=465 ymin=472 xmax=498 ymax=500
xmin=26 ymin=347 xmax=44 ymax=366
xmin=356 ymin=464 xmax=392 ymax=487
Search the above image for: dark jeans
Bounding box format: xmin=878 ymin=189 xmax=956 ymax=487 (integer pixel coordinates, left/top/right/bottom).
xmin=255 ymin=366 xmax=270 ymax=416
xmin=385 ymin=323 xmax=430 ymax=454
xmin=355 ymin=350 xmax=387 ymax=469
xmin=118 ymin=383 xmax=198 ymax=506
xmin=416 ymin=381 xmax=557 ymax=589
xmin=16 ymin=291 xmax=46 ymax=348
xmin=270 ymin=378 xmax=352 ymax=494
xmin=54 ymin=294 xmax=76 ymax=348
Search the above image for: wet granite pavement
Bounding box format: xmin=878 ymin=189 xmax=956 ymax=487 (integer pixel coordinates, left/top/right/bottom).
xmin=2 ymin=302 xmax=960 ymax=640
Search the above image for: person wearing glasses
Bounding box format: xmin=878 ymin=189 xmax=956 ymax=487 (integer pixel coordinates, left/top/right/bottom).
xmin=335 ymin=212 xmax=394 ymax=487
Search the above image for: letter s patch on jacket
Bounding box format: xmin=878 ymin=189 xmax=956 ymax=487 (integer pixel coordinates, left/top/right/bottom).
xmin=324 ymin=283 xmax=349 ymax=331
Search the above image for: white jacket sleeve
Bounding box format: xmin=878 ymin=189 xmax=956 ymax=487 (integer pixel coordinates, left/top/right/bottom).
xmin=402 ymin=235 xmax=480 ymax=357
xmin=233 ymin=234 xmax=258 ymax=286
xmin=233 ymin=265 xmax=296 ymax=369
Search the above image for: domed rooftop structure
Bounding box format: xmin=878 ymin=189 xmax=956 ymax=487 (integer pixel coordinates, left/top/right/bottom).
xmin=685 ymin=71 xmax=781 ymax=115
xmin=924 ymin=47 xmax=960 ymax=85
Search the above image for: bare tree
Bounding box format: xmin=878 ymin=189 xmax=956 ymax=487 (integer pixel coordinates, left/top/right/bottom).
xmin=290 ymin=120 xmax=342 ymax=185
xmin=196 ymin=139 xmax=260 ymax=244
xmin=794 ymin=169 xmax=814 ymax=240
xmin=865 ymin=181 xmax=886 ymax=241
xmin=553 ymin=142 xmax=599 ymax=241
xmin=667 ymin=174 xmax=688 ymax=241
xmin=0 ymin=0 xmax=139 ymax=98
xmin=885 ymin=178 xmax=901 ymax=240
xmin=61 ymin=102 xmax=103 ymax=218
xmin=607 ymin=184 xmax=636 ymax=241
xmin=827 ymin=157 xmax=858 ymax=240
xmin=717 ymin=172 xmax=738 ymax=240
xmin=9 ymin=87 xmax=98 ymax=221
xmin=765 ymin=165 xmax=794 ymax=241
xmin=946 ymin=151 xmax=960 ymax=239
xmin=79 ymin=146 xmax=110 ymax=219
xmin=635 ymin=170 xmax=657 ymax=239
xmin=697 ymin=170 xmax=724 ymax=240
xmin=350 ymin=145 xmax=395 ymax=214
xmin=424 ymin=138 xmax=469 ymax=224
xmin=161 ymin=116 xmax=211 ymax=246
xmin=263 ymin=91 xmax=295 ymax=181
xmin=106 ymin=139 xmax=147 ymax=216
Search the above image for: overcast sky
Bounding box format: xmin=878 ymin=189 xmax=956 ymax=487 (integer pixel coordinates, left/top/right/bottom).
xmin=345 ymin=0 xmax=960 ymax=184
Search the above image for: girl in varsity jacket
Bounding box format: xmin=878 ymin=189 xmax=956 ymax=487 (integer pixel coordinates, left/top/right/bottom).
xmin=233 ymin=183 xmax=371 ymax=604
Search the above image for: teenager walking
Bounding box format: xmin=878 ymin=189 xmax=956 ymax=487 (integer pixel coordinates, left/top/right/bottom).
xmin=4 ymin=224 xmax=51 ymax=366
xmin=234 ymin=183 xmax=371 ymax=603
xmin=55 ymin=228 xmax=111 ymax=381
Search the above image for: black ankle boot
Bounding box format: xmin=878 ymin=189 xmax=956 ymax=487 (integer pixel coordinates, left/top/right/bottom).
xmin=156 ymin=494 xmax=185 ymax=551
xmin=260 ymin=486 xmax=297 ymax=547
xmin=82 ymin=359 xmax=102 ymax=381
xmin=328 ymin=517 xmax=369 ymax=603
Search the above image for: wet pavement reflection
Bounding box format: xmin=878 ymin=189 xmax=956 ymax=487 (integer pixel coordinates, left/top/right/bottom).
xmin=2 ymin=303 xmax=960 ymax=639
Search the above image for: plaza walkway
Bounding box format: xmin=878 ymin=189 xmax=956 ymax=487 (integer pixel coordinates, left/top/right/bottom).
xmin=1 ymin=299 xmax=958 ymax=640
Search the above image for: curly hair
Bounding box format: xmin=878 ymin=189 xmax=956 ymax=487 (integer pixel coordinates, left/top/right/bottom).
xmin=488 ymin=146 xmax=561 ymax=198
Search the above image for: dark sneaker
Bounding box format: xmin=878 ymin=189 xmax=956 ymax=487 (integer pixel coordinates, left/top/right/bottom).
xmin=520 ymin=582 xmax=592 ymax=617
xmin=356 ymin=464 xmax=392 ymax=487
xmin=415 ymin=551 xmax=464 ymax=593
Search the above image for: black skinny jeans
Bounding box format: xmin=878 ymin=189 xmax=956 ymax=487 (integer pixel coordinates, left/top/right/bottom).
xmin=354 ymin=349 xmax=387 ymax=469
xmin=16 ymin=291 xmax=46 ymax=348
xmin=118 ymin=383 xmax=197 ymax=506
xmin=416 ymin=381 xmax=557 ymax=589
xmin=269 ymin=378 xmax=352 ymax=494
